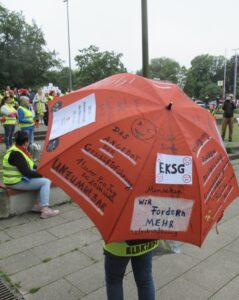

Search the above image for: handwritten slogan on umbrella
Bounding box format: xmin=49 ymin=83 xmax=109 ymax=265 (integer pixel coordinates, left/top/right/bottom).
xmin=49 ymin=93 xmax=96 ymax=140
xmin=131 ymin=196 xmax=194 ymax=232
xmin=155 ymin=154 xmax=192 ymax=184
xmin=39 ymin=73 xmax=239 ymax=246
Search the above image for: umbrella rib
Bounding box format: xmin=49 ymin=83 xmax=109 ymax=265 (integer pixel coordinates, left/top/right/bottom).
xmin=174 ymin=109 xmax=227 ymax=158
xmin=171 ymin=112 xmax=205 ymax=245
xmin=105 ymin=124 xmax=161 ymax=242
xmin=39 ymin=93 xmax=165 ymax=171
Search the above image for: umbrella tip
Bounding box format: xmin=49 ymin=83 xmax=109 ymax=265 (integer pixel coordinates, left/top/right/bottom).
xmin=166 ymin=102 xmax=173 ymax=110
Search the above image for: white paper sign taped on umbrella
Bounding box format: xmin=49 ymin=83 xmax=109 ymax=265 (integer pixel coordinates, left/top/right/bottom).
xmin=130 ymin=196 xmax=194 ymax=232
xmin=49 ymin=93 xmax=96 ymax=140
xmin=156 ymin=153 xmax=192 ymax=185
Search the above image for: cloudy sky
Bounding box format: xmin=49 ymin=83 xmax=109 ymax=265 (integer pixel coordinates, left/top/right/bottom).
xmin=1 ymin=0 xmax=239 ymax=72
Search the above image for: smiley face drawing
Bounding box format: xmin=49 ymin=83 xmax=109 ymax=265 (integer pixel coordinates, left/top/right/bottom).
xmin=131 ymin=118 xmax=157 ymax=140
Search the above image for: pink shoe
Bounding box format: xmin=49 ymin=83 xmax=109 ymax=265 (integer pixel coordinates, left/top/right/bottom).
xmin=31 ymin=204 xmax=43 ymax=213
xmin=41 ymin=207 xmax=60 ymax=219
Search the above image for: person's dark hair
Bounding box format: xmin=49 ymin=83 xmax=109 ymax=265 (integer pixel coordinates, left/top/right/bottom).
xmin=0 ymin=95 xmax=10 ymax=107
xmin=14 ymin=130 xmax=29 ymax=146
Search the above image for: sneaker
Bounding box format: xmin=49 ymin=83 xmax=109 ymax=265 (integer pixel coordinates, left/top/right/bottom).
xmin=31 ymin=204 xmax=43 ymax=213
xmin=41 ymin=207 xmax=60 ymax=219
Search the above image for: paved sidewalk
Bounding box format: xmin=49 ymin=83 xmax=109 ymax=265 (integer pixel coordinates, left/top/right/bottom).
xmin=1 ymin=124 xmax=239 ymax=299
xmin=0 ymin=167 xmax=239 ymax=299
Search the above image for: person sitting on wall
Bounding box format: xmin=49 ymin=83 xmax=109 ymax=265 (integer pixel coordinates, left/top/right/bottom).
xmin=2 ymin=130 xmax=60 ymax=219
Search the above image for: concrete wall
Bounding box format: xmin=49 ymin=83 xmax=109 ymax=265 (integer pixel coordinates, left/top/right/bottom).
xmin=0 ymin=187 xmax=71 ymax=218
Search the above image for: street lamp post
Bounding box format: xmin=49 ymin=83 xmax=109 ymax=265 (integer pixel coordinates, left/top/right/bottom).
xmin=232 ymin=48 xmax=239 ymax=100
xmin=223 ymin=49 xmax=227 ymax=101
xmin=141 ymin=0 xmax=149 ymax=78
xmin=63 ymin=0 xmax=72 ymax=91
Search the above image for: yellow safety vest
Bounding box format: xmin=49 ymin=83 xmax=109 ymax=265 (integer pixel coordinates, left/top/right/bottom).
xmin=3 ymin=145 xmax=34 ymax=185
xmin=104 ymin=240 xmax=160 ymax=257
xmin=18 ymin=106 xmax=34 ymax=128
xmin=3 ymin=104 xmax=17 ymax=125
xmin=46 ymin=95 xmax=53 ymax=104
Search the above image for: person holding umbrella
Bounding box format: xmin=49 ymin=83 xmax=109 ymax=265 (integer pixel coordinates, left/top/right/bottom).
xmin=2 ymin=130 xmax=60 ymax=219
xmin=104 ymin=239 xmax=159 ymax=300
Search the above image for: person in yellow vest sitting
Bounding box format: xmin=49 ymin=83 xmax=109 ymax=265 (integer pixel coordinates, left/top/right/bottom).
xmin=17 ymin=95 xmax=35 ymax=153
xmin=0 ymin=92 xmax=18 ymax=149
xmin=104 ymin=239 xmax=160 ymax=300
xmin=2 ymin=130 xmax=60 ymax=219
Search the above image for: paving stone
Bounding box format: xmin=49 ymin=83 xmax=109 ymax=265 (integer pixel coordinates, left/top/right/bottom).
xmin=0 ymin=231 xmax=56 ymax=259
xmin=124 ymin=276 xmax=140 ymax=300
xmin=31 ymin=229 xmax=100 ymax=260
xmin=66 ymin=261 xmax=104 ymax=294
xmin=60 ymin=207 xmax=86 ymax=221
xmin=0 ymin=231 xmax=11 ymax=243
xmin=24 ymin=279 xmax=82 ymax=300
xmin=156 ymin=277 xmax=212 ymax=300
xmin=182 ymin=249 xmax=239 ymax=293
xmin=0 ymin=215 xmax=30 ymax=229
xmin=209 ymin=275 xmax=239 ymax=300
xmin=80 ymin=286 xmax=106 ymax=300
xmin=57 ymin=202 xmax=79 ymax=212
xmin=181 ymin=215 xmax=239 ymax=260
xmin=220 ymin=198 xmax=239 ymax=222
xmin=224 ymin=236 xmax=239 ymax=254
xmin=79 ymin=240 xmax=103 ymax=262
xmin=11 ymin=251 xmax=93 ymax=293
xmin=0 ymin=250 xmax=41 ymax=275
xmin=5 ymin=215 xmax=66 ymax=238
xmin=47 ymin=218 xmax=94 ymax=238
xmin=152 ymin=253 xmax=200 ymax=289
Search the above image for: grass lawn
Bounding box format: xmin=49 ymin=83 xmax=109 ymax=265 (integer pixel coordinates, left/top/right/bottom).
xmin=216 ymin=113 xmax=239 ymax=143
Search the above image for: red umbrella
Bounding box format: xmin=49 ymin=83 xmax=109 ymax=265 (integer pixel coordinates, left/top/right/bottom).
xmin=38 ymin=73 xmax=239 ymax=246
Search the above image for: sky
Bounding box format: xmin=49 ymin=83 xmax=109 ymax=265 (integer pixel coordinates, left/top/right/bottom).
xmin=1 ymin=0 xmax=239 ymax=73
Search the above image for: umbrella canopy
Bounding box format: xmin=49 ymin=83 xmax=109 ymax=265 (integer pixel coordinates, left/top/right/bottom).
xmin=38 ymin=73 xmax=239 ymax=246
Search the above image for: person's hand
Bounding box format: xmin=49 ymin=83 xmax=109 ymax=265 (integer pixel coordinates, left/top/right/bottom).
xmin=9 ymin=112 xmax=17 ymax=117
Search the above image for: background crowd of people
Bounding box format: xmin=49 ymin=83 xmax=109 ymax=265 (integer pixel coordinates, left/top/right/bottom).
xmin=0 ymin=86 xmax=58 ymax=151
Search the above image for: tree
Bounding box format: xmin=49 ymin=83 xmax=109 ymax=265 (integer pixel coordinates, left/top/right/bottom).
xmin=45 ymin=67 xmax=79 ymax=92
xmin=0 ymin=5 xmax=60 ymax=89
xmin=74 ymin=45 xmax=127 ymax=87
xmin=184 ymin=54 xmax=225 ymax=98
xmin=199 ymin=82 xmax=222 ymax=100
xmin=137 ymin=57 xmax=182 ymax=84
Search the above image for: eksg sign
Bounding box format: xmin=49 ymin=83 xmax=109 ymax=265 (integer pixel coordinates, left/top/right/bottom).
xmin=155 ymin=154 xmax=192 ymax=185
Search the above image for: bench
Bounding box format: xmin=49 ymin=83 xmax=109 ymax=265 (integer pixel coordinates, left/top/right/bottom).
xmin=0 ymin=182 xmax=71 ymax=218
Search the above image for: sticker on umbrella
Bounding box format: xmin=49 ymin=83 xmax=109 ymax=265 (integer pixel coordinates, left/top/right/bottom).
xmin=49 ymin=93 xmax=96 ymax=140
xmin=130 ymin=196 xmax=194 ymax=232
xmin=156 ymin=153 xmax=193 ymax=185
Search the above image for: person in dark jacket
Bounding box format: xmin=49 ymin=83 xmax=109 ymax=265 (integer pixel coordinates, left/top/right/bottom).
xmin=2 ymin=131 xmax=59 ymax=219
xmin=221 ymin=95 xmax=236 ymax=142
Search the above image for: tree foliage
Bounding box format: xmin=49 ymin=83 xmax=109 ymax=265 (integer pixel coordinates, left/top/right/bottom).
xmin=74 ymin=45 xmax=127 ymax=87
xmin=0 ymin=4 xmax=238 ymax=98
xmin=137 ymin=57 xmax=182 ymax=84
xmin=184 ymin=54 xmax=225 ymax=98
xmin=148 ymin=57 xmax=181 ymax=83
xmin=0 ymin=5 xmax=60 ymax=89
